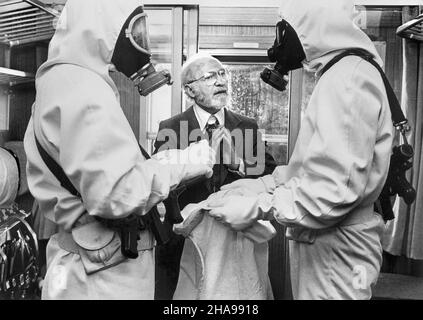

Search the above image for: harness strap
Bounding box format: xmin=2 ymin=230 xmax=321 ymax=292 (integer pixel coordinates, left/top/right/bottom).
xmin=34 ymin=131 xmax=151 ymax=198
xmin=320 ymin=48 xmax=410 ymax=222
xmin=34 ymin=135 xmax=81 ymax=198
xmin=320 ymin=48 xmax=407 ymax=128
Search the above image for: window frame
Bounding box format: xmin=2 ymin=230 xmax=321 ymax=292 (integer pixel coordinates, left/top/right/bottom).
xmin=141 ymin=5 xmax=199 ymax=153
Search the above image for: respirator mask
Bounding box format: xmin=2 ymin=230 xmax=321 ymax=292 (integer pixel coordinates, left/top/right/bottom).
xmin=261 ymin=19 xmax=306 ymax=91
xmin=112 ymin=7 xmax=173 ymax=96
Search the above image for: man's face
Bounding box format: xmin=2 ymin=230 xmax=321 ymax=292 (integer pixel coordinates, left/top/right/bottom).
xmin=186 ymin=58 xmax=229 ymax=113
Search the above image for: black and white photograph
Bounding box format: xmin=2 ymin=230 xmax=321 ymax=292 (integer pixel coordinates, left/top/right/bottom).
xmin=1 ymin=0 xmax=423 ymax=306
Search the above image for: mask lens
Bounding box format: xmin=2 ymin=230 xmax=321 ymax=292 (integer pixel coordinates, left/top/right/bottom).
xmin=127 ymin=13 xmax=151 ymax=55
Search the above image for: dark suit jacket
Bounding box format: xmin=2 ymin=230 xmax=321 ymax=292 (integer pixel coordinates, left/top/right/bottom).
xmin=153 ymin=106 xmax=276 ymax=209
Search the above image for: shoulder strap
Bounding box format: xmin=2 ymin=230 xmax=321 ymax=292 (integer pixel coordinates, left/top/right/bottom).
xmin=34 ymin=130 xmax=151 ymax=198
xmin=138 ymin=143 xmax=152 ymax=160
xmin=34 ymin=134 xmax=81 ymax=198
xmin=320 ymin=48 xmax=407 ymax=128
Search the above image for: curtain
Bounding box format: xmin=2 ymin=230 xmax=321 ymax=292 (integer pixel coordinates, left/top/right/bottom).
xmin=383 ymin=7 xmax=423 ymax=262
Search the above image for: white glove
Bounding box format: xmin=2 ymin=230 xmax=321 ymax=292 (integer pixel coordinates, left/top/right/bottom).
xmin=206 ymin=193 xmax=273 ymax=231
xmin=153 ymin=139 xmax=216 ymax=189
xmin=221 ymin=175 xmax=276 ymax=195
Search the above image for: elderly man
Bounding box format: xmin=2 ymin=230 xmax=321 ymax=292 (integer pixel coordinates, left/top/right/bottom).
xmin=154 ymin=53 xmax=276 ymax=299
xmin=207 ymin=0 xmax=395 ymax=300
xmin=23 ymin=0 xmax=214 ymax=300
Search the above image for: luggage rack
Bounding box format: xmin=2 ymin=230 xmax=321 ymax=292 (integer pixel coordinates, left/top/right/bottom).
xmin=0 ymin=0 xmax=60 ymax=47
xmin=397 ymin=13 xmax=423 ymax=42
xmin=0 ymin=67 xmax=34 ymax=86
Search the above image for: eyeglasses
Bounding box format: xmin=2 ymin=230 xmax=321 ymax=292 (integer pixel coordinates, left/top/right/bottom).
xmin=186 ymin=68 xmax=228 ymax=86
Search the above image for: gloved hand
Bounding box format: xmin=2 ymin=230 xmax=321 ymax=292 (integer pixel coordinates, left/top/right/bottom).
xmin=221 ymin=175 xmax=276 ymax=195
xmin=153 ymin=139 xmax=216 ymax=189
xmin=206 ymin=193 xmax=273 ymax=231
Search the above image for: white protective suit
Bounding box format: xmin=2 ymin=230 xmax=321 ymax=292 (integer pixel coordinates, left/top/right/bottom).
xmin=210 ymin=0 xmax=395 ymax=300
xmin=268 ymin=0 xmax=394 ymax=299
xmin=23 ymin=0 xmax=213 ymax=300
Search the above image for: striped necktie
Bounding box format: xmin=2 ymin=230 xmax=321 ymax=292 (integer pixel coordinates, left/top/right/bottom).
xmin=205 ymin=115 xmax=225 ymax=192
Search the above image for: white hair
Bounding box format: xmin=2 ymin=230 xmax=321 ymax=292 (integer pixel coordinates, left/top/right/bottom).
xmin=180 ymin=52 xmax=221 ymax=86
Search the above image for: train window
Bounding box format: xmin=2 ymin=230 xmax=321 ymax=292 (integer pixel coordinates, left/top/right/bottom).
xmin=224 ymin=63 xmax=290 ymax=165
xmin=142 ymin=6 xmax=198 ymax=153
xmin=198 ymin=7 xmax=290 ymax=165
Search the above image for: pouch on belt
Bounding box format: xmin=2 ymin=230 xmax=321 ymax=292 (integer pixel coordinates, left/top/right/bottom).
xmin=58 ymin=219 xmax=154 ymax=275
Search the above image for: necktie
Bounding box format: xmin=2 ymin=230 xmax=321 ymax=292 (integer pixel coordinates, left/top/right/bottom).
xmin=205 ymin=115 xmax=224 ymax=192
xmin=205 ymin=115 xmax=219 ymax=140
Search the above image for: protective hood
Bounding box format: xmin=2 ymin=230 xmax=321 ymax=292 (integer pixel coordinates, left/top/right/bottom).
xmin=36 ymin=0 xmax=143 ymax=93
xmin=281 ymin=0 xmax=383 ymax=74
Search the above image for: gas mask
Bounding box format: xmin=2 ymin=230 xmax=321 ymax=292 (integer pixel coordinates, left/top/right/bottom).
xmin=261 ymin=19 xmax=306 ymax=92
xmin=112 ymin=7 xmax=173 ymax=96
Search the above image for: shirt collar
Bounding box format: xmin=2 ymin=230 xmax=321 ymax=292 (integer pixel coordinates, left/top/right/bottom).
xmin=193 ymin=104 xmax=225 ymax=133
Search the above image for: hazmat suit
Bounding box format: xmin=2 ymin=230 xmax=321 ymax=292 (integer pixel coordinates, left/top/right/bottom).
xmin=23 ymin=0 xmax=214 ymax=300
xmin=208 ymin=0 xmax=395 ymax=300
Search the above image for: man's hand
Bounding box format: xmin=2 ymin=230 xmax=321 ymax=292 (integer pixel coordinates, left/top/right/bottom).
xmin=222 ymin=128 xmax=242 ymax=171
xmin=210 ymin=127 xmax=242 ymax=171
xmin=153 ymin=140 xmax=216 ymax=187
xmin=210 ymin=126 xmax=225 ymax=152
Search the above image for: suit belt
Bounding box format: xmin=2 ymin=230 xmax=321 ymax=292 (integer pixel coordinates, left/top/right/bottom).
xmin=286 ymin=205 xmax=381 ymax=244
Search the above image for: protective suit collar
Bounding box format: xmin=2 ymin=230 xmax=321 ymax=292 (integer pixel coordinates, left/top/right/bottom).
xmin=281 ymin=0 xmax=383 ymax=75
xmin=36 ymin=0 xmax=143 ymax=96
